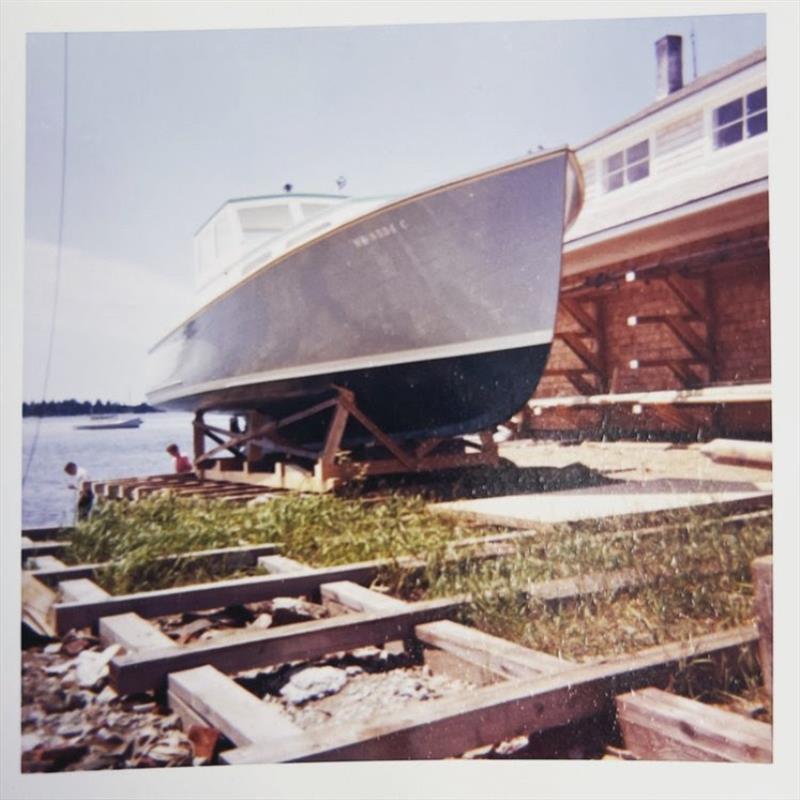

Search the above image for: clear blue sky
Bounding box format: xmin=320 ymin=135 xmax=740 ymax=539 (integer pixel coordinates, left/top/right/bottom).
xmin=23 ymin=11 xmax=767 ymax=403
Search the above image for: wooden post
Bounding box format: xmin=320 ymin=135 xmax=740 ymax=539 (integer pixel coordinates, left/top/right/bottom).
xmin=751 ymin=555 xmax=773 ymax=698
xmin=193 ymin=410 xmax=206 ymax=476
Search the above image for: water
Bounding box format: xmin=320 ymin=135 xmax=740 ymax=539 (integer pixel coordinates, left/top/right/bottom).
xmin=21 ymin=411 xmax=231 ymax=527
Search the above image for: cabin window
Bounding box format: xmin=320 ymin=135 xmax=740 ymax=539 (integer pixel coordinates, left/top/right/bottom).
xmin=238 ymin=204 xmax=293 ymax=234
xmin=712 ymin=87 xmax=767 ymax=149
xmin=603 ymin=140 xmax=650 ymax=192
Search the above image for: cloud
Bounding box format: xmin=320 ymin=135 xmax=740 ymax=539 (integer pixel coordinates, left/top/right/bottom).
xmin=24 ymin=239 xmax=192 ymax=402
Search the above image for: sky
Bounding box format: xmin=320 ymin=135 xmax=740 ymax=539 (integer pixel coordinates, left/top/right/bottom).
xmin=18 ymin=9 xmax=771 ymax=404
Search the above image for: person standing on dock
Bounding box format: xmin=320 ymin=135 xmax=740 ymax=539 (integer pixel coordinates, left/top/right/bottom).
xmin=166 ymin=443 xmax=193 ymax=474
xmin=64 ymin=462 xmax=94 ymax=521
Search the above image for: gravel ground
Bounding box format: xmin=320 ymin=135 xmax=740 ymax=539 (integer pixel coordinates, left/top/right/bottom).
xmin=20 ymin=631 xmax=199 ymax=772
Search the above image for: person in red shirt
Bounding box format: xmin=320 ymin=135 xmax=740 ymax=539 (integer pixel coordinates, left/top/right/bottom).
xmin=166 ymin=443 xmax=193 ymax=474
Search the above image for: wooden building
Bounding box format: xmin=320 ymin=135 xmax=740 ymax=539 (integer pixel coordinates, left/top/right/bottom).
xmin=526 ymin=38 xmax=770 ymax=440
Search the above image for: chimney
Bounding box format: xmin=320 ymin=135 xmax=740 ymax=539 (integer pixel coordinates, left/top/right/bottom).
xmin=655 ymin=35 xmax=683 ymax=99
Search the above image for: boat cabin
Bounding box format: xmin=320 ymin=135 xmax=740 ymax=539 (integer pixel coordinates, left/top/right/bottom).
xmin=192 ymin=193 xmax=392 ymax=306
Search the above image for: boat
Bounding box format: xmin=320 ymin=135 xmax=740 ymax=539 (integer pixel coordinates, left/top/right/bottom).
xmin=146 ymin=147 xmax=584 ymax=445
xmin=74 ymin=416 xmax=144 ymax=430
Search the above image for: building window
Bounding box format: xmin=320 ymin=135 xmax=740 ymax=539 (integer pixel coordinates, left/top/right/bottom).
xmin=603 ymin=140 xmax=650 ymax=192
xmin=712 ymin=87 xmax=767 ymax=149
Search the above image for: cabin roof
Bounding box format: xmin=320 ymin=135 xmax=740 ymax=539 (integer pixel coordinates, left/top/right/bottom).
xmin=579 ymin=47 xmax=767 ymax=151
xmin=195 ymin=193 xmax=348 ymax=235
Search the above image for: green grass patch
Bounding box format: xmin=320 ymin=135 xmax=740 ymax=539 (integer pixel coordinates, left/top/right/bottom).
xmin=66 ymin=492 xmax=470 ymax=593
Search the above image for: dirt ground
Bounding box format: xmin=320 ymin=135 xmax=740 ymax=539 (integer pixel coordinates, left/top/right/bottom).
xmin=498 ymin=439 xmax=772 ymax=487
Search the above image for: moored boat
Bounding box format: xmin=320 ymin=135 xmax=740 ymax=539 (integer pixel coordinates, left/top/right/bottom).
xmin=74 ymin=417 xmax=143 ymax=430
xmin=146 ymin=148 xmax=583 ymax=444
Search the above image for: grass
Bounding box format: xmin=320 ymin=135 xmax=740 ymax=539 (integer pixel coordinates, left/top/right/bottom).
xmin=66 ymin=492 xmax=469 ymax=593
xmin=66 ymin=492 xmax=771 ymax=668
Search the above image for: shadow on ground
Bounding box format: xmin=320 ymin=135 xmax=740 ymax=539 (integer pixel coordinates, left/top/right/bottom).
xmin=340 ymin=461 xmax=621 ymax=503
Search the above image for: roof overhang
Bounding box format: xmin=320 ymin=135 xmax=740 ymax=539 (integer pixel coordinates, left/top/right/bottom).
xmin=562 ymin=177 xmax=768 ymax=277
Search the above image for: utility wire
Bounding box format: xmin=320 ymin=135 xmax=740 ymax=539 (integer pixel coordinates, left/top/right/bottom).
xmin=23 ymin=33 xmax=69 ymax=487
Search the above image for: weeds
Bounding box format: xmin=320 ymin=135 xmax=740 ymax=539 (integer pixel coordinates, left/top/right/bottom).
xmin=67 ymin=492 xmax=771 ymax=665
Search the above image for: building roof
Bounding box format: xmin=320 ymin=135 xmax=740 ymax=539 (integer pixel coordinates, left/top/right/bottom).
xmin=579 ymin=47 xmax=766 ymax=151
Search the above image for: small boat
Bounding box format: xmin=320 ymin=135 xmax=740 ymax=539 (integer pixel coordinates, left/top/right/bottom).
xmin=74 ymin=416 xmax=143 ymax=430
xmin=146 ymin=148 xmax=583 ymax=444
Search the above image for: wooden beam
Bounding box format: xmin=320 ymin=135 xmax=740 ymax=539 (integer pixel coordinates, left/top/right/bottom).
xmin=31 ymin=543 xmax=280 ymax=587
xmin=59 ymin=578 xmax=111 ymax=603
xmin=99 ymin=613 xmax=179 ymax=653
xmin=556 ymin=332 xmax=604 ymax=374
xmin=662 ymin=316 xmax=712 ymax=364
xmin=21 ymin=526 xmax=73 ymax=542
xmin=21 ymin=540 xmax=69 ymax=561
xmin=615 ymin=687 xmax=772 ymax=762
xmin=169 ymin=665 xmax=303 ymax=746
xmin=662 ymin=273 xmax=708 ymax=319
xmin=560 ymin=297 xmax=598 ymax=336
xmin=29 ymin=555 xmax=69 ymax=571
xmin=22 ymin=572 xmax=58 ymax=637
xmin=110 ymin=598 xmax=462 ymax=694
xmin=257 ymin=555 xmax=313 ymax=575
xmin=53 ymin=560 xmax=386 ymax=635
xmin=751 ymin=555 xmax=773 ymax=698
xmin=528 ymin=381 xmax=772 ymax=409
xmin=320 ymin=581 xmax=568 ymax=681
xmin=221 ymin=626 xmax=758 ymax=763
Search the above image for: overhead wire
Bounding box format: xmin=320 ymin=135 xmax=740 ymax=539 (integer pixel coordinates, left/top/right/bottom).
xmin=23 ymin=33 xmax=69 ymax=487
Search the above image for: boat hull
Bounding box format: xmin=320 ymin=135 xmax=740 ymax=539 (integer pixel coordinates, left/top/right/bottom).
xmin=147 ymin=149 xmax=581 ymax=443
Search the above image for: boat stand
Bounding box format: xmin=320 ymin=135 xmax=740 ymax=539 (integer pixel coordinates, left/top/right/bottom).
xmin=191 ymin=387 xmax=500 ymax=492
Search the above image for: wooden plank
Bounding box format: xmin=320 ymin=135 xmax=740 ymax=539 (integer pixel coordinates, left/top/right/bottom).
xmin=320 ymin=582 xmax=568 ymax=681
xmin=29 ymin=555 xmax=68 ymax=571
xmin=751 ymin=555 xmax=773 ymax=698
xmin=53 ymin=559 xmax=384 ymax=635
xmin=59 ymin=578 xmax=111 ymax=603
xmin=526 ymin=568 xmax=642 ymax=604
xmin=99 ymin=613 xmax=179 ymax=653
xmin=110 ymin=598 xmax=462 ymax=694
xmin=30 ymin=563 xmax=108 ymax=585
xmin=702 ymin=438 xmax=772 ymax=469
xmin=257 ymin=555 xmax=313 ymax=574
xmin=21 ymin=540 xmax=69 ymax=561
xmin=529 ymin=382 xmax=772 ymax=409
xmin=22 ymin=572 xmax=58 ymax=637
xmin=615 ymin=687 xmax=772 ymax=762
xmin=415 ymin=620 xmax=568 ymax=679
xmin=221 ymin=625 xmax=758 ymax=763
xmin=22 ymin=526 xmax=73 ymax=542
xmin=31 ymin=543 xmax=280 ymax=587
xmin=169 ymin=665 xmax=303 ymax=745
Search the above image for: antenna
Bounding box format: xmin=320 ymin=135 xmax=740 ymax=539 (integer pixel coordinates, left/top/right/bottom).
xmin=690 ymin=23 xmax=698 ymax=80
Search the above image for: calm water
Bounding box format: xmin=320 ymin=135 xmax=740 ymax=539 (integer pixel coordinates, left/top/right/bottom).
xmin=21 ymin=411 xmax=231 ymax=527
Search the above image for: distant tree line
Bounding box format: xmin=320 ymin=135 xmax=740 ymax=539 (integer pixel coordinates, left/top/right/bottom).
xmin=22 ymin=399 xmax=163 ymax=417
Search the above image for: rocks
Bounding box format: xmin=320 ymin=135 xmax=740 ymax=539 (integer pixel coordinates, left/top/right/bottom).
xmin=74 ymin=644 xmax=122 ymax=689
xmin=174 ymin=618 xmax=214 ymax=645
xmin=280 ymin=666 xmax=349 ymax=705
xmin=250 ymin=613 xmax=273 ymax=630
xmin=20 ymin=640 xmax=199 ymax=773
xmin=270 ymin=597 xmax=326 ymax=626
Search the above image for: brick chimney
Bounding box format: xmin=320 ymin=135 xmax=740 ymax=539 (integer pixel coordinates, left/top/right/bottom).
xmin=655 ymin=35 xmax=683 ymax=99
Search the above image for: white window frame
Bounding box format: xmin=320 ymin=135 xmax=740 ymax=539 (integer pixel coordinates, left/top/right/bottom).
xmin=711 ymin=86 xmax=767 ymax=151
xmin=602 ymin=138 xmax=651 ymax=193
